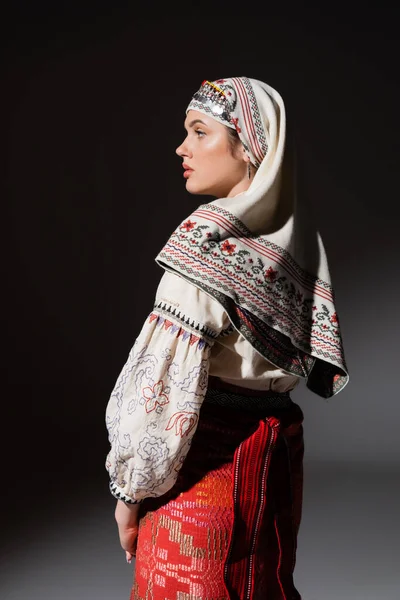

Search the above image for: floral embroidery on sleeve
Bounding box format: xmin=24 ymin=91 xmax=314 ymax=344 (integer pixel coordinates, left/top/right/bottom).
xmin=105 ymin=305 xmax=218 ymax=503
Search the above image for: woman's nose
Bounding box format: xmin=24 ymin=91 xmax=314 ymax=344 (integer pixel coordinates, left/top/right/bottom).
xmin=176 ymin=139 xmax=192 ymax=158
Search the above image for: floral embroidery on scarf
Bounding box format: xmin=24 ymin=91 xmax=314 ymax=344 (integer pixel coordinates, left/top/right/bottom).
xmin=180 ymin=219 xmax=197 ymax=232
xmin=165 ymin=218 xmax=341 ymax=345
xmin=155 ymin=204 xmax=348 ymax=397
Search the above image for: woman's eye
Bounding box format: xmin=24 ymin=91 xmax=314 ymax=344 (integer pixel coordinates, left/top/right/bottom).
xmin=195 ymin=130 xmax=205 ymax=137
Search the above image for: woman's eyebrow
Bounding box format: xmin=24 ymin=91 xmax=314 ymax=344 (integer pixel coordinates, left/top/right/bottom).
xmin=184 ymin=119 xmax=208 ymax=130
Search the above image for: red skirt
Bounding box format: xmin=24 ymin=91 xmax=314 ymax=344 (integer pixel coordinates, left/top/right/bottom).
xmin=131 ymin=379 xmax=304 ymax=600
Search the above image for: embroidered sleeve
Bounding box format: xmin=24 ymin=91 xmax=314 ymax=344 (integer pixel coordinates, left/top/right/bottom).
xmin=105 ymin=296 xmax=224 ymax=504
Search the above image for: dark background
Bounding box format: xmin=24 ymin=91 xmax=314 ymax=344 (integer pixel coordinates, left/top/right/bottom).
xmin=2 ymin=3 xmax=400 ymax=598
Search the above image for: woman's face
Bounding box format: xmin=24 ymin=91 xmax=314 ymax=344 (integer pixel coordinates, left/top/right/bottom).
xmin=176 ymin=110 xmax=249 ymax=198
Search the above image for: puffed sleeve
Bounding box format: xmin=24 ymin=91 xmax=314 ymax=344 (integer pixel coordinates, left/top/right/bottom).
xmin=105 ymin=271 xmax=230 ymax=503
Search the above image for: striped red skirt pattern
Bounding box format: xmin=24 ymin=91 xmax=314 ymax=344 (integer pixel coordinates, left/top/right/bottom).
xmin=131 ymin=382 xmax=304 ymax=600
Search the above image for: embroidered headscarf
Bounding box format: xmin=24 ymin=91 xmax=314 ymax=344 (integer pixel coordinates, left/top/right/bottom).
xmin=187 ymin=78 xmax=269 ymax=168
xmin=155 ymin=77 xmax=349 ymax=398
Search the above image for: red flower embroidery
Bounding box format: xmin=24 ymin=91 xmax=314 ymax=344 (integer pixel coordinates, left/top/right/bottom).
xmin=206 ymin=232 xmax=213 ymax=238
xmin=221 ymin=240 xmax=236 ymax=255
xmin=166 ymin=412 xmax=199 ymax=437
xmin=180 ymin=219 xmax=196 ymax=232
xmin=312 ymin=306 xmax=317 ymax=311
xmin=295 ymin=290 xmax=303 ymax=304
xmin=330 ymin=312 xmax=338 ymax=323
xmin=142 ymin=381 xmax=169 ymax=413
xmin=265 ymin=266 xmax=278 ymax=282
xmin=231 ymin=117 xmax=241 ymax=133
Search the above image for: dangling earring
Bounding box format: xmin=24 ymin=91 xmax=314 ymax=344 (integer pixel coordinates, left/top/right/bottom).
xmin=247 ymin=162 xmax=251 ymax=179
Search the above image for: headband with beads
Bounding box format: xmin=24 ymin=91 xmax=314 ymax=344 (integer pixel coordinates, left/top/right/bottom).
xmin=186 ymin=77 xmax=269 ymax=168
xmin=187 ymin=80 xmax=235 ymax=127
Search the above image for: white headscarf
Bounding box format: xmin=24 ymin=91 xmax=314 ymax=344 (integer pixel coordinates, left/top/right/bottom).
xmin=187 ymin=77 xmax=270 ymax=168
xmin=156 ymin=77 xmax=349 ymax=398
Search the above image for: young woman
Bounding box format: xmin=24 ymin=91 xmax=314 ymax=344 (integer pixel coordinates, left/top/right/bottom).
xmin=105 ymin=77 xmax=349 ymax=600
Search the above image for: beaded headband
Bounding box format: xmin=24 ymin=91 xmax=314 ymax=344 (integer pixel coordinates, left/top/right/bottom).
xmin=187 ymin=80 xmax=235 ymax=127
xmin=186 ymin=77 xmax=269 ymax=168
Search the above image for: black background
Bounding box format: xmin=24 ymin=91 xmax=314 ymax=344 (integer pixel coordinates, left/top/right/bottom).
xmin=2 ymin=2 xmax=399 ymax=522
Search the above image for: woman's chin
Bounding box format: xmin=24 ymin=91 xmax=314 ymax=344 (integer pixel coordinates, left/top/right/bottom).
xmin=186 ymin=180 xmax=213 ymax=196
xmin=185 ymin=181 xmax=201 ymax=195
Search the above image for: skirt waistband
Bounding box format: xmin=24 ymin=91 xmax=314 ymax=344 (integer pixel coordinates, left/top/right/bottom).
xmin=205 ymin=377 xmax=293 ymax=412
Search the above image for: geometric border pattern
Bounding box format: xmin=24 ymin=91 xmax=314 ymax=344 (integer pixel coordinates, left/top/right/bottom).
xmin=155 ymin=205 xmax=349 ymax=398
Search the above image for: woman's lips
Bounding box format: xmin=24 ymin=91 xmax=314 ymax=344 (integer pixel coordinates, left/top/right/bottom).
xmin=182 ymin=163 xmax=193 ymax=178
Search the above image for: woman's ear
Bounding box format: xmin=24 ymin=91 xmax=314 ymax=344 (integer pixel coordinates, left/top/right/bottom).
xmin=242 ymin=146 xmax=251 ymax=164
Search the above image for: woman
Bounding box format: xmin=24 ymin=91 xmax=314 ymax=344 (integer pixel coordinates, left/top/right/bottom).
xmin=105 ymin=77 xmax=349 ymax=600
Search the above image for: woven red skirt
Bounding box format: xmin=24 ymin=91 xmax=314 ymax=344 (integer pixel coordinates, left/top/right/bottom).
xmin=131 ymin=378 xmax=304 ymax=600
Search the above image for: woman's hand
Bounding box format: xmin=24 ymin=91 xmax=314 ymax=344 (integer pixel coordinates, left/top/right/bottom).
xmin=114 ymin=500 xmax=141 ymax=563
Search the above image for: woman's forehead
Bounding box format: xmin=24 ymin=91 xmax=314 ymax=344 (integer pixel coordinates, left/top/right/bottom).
xmin=184 ymin=110 xmax=220 ymax=129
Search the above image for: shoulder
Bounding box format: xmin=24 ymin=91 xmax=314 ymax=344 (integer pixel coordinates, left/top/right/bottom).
xmin=155 ymin=270 xmax=229 ymax=332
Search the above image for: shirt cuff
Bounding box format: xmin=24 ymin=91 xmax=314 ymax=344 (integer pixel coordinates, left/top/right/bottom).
xmin=109 ymin=480 xmax=143 ymax=504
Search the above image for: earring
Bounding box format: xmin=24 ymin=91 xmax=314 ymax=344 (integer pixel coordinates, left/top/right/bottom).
xmin=247 ymin=162 xmax=251 ymax=179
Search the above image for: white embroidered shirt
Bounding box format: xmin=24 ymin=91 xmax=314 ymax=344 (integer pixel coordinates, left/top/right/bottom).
xmin=105 ymin=271 xmax=300 ymax=503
